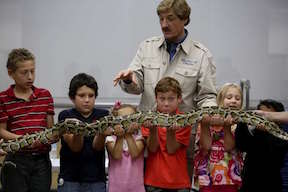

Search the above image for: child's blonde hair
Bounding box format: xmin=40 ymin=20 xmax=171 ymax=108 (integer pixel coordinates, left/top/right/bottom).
xmin=111 ymin=102 xmax=137 ymax=117
xmin=216 ymin=83 xmax=243 ymax=108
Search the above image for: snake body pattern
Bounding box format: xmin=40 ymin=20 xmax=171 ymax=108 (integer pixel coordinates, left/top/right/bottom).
xmin=1 ymin=106 xmax=287 ymax=153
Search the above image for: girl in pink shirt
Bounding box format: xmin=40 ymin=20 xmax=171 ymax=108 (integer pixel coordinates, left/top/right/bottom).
xmin=106 ymin=102 xmax=145 ymax=192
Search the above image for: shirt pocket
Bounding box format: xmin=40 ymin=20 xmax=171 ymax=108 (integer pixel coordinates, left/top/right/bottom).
xmin=142 ymin=59 xmax=161 ymax=85
xmin=175 ymin=66 xmax=198 ymax=93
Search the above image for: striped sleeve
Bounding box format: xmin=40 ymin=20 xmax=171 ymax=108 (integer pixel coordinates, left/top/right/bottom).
xmin=42 ymin=89 xmax=55 ymax=115
xmin=0 ymin=95 xmax=8 ymax=123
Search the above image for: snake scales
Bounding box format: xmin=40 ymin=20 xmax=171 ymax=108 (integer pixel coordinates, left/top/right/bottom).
xmin=1 ymin=106 xmax=287 ymax=153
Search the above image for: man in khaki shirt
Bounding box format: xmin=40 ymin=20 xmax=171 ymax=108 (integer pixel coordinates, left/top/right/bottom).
xmin=113 ymin=0 xmax=217 ymax=182
xmin=114 ymin=0 xmax=217 ymax=112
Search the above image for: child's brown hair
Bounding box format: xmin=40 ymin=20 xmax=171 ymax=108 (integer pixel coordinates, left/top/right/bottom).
xmin=6 ymin=48 xmax=35 ymax=72
xmin=154 ymin=76 xmax=182 ymax=98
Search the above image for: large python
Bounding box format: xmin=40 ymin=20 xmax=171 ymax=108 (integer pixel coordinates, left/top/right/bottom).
xmin=1 ymin=106 xmax=287 ymax=153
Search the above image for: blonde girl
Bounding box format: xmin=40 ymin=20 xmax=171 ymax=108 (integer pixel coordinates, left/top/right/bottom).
xmin=193 ymin=83 xmax=244 ymax=192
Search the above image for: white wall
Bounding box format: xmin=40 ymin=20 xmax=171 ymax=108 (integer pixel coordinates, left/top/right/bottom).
xmin=0 ymin=0 xmax=287 ymax=107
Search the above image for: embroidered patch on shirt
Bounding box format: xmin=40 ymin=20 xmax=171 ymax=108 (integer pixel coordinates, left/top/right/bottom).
xmin=181 ymin=58 xmax=198 ymax=65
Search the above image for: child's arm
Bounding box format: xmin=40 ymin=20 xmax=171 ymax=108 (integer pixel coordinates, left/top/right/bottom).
xmin=144 ymin=120 xmax=159 ymax=153
xmin=125 ymin=135 xmax=144 ymax=158
xmin=199 ymin=115 xmax=212 ymax=154
xmin=63 ymin=134 xmax=84 ymax=152
xmin=106 ymin=137 xmax=124 ymax=160
xmin=45 ymin=114 xmax=60 ymax=144
xmin=93 ymin=126 xmax=113 ymax=151
xmin=200 ymin=115 xmax=236 ymax=152
xmin=93 ymin=134 xmax=106 ymax=151
xmin=125 ymin=122 xmax=144 ymax=158
xmin=255 ymin=110 xmax=288 ymax=124
xmin=166 ymin=127 xmax=181 ymax=154
xmin=32 ymin=114 xmax=57 ymax=148
xmin=0 ymin=122 xmax=21 ymax=140
xmin=106 ymin=124 xmax=125 ymax=159
xmin=223 ymin=115 xmax=235 ymax=152
xmin=47 ymin=114 xmax=54 ymax=128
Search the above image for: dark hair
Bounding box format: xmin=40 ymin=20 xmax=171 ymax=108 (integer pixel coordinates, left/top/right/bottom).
xmin=7 ymin=48 xmax=35 ymax=72
xmin=257 ymin=99 xmax=285 ymax=112
xmin=155 ymin=76 xmax=182 ymax=98
xmin=69 ymin=73 xmax=98 ymax=99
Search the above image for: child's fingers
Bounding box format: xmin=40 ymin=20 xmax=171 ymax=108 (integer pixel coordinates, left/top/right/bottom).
xmin=255 ymin=124 xmax=267 ymax=132
xmin=168 ymin=123 xmax=180 ymax=131
xmin=254 ymin=110 xmax=265 ymax=116
xmin=0 ymin=149 xmax=6 ymax=156
xmin=127 ymin=122 xmax=139 ymax=134
xmin=125 ymin=125 xmax=133 ymax=134
xmin=103 ymin=126 xmax=114 ymax=136
xmin=201 ymin=114 xmax=211 ymax=127
xmin=114 ymin=124 xmax=125 ymax=136
xmin=132 ymin=122 xmax=140 ymax=131
xmin=29 ymin=140 xmax=42 ymax=149
xmin=210 ymin=115 xmax=224 ymax=126
xmin=143 ymin=120 xmax=153 ymax=128
xmin=223 ymin=115 xmax=234 ymax=127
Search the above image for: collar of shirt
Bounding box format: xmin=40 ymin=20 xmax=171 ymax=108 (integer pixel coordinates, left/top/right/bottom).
xmin=167 ymin=30 xmax=188 ymax=61
xmin=166 ymin=29 xmax=188 ymax=47
xmin=71 ymin=107 xmax=96 ymax=123
xmin=7 ymin=84 xmax=39 ymax=101
xmin=157 ymin=29 xmax=189 ymax=56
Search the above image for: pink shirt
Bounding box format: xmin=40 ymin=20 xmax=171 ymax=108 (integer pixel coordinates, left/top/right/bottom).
xmin=106 ymin=134 xmax=145 ymax=192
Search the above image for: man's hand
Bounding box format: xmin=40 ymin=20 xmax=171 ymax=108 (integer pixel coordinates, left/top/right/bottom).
xmin=113 ymin=69 xmax=137 ymax=86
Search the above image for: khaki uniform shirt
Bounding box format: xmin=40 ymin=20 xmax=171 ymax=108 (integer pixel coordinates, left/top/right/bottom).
xmin=120 ymin=34 xmax=217 ymax=112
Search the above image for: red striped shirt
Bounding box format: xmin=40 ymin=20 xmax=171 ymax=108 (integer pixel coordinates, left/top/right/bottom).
xmin=0 ymin=85 xmax=55 ymax=152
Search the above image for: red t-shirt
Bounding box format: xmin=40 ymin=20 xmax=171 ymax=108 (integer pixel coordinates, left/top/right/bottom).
xmin=141 ymin=109 xmax=191 ymax=189
xmin=0 ymin=85 xmax=55 ymax=152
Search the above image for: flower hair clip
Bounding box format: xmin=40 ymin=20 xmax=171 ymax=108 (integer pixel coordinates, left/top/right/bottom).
xmin=113 ymin=100 xmax=122 ymax=110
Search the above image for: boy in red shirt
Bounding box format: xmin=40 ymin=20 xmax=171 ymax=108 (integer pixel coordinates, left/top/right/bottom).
xmin=0 ymin=48 xmax=55 ymax=192
xmin=142 ymin=77 xmax=191 ymax=192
